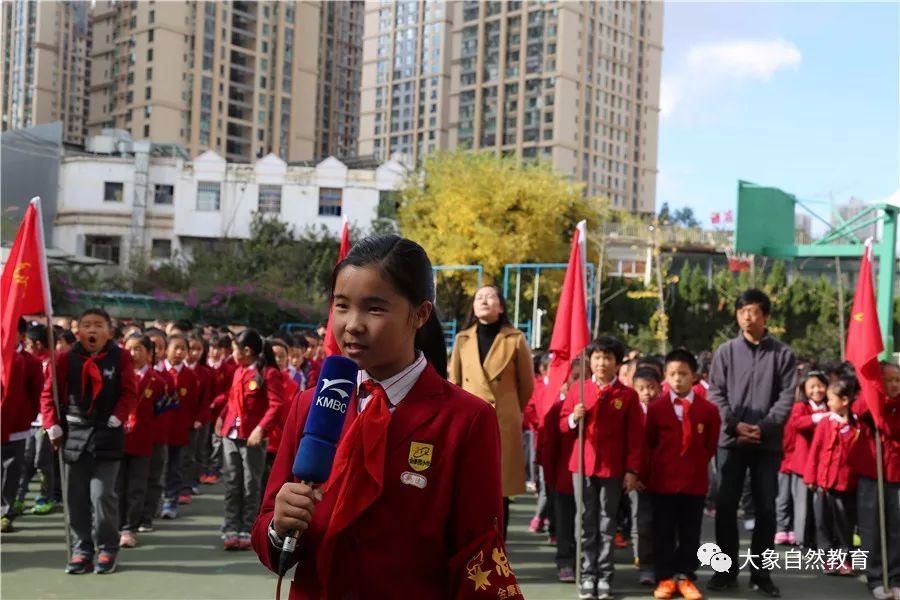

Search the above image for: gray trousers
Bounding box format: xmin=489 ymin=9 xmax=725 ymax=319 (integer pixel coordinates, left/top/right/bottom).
xmin=117 ymin=454 xmax=151 ymax=532
xmin=197 ymin=422 xmax=214 ymax=474
xmin=141 ymin=443 xmax=167 ymax=525
xmin=813 ymin=488 xmax=856 ymax=554
xmin=858 ymin=477 xmax=900 ymax=588
xmin=775 ymin=471 xmax=793 ymax=531
xmin=791 ymin=473 xmax=814 ymax=546
xmin=533 ymin=466 xmax=550 ymax=520
xmin=164 ymin=444 xmax=184 ymax=501
xmin=66 ymin=452 xmax=120 ymax=557
xmin=222 ymin=437 xmax=266 ymax=534
xmin=180 ymin=428 xmax=202 ymax=493
xmin=17 ymin=427 xmax=54 ymax=502
xmin=577 ymin=474 xmax=623 ymax=583
xmin=209 ymin=433 xmax=223 ymax=476
xmin=629 ymin=488 xmax=654 ymax=569
xmin=1 ymin=439 xmax=26 ymax=519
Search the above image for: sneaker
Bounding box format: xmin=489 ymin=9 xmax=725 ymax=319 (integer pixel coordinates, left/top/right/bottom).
xmin=0 ymin=517 xmax=12 ymax=533
xmin=558 ymin=566 xmax=576 ymax=583
xmin=744 ymin=518 xmax=756 ymax=531
xmin=613 ymin=531 xmax=629 ymax=548
xmin=654 ymin=579 xmax=677 ymax=600
xmin=870 ymin=586 xmax=893 ymax=600
xmin=526 ymin=481 xmax=537 ymax=494
xmin=639 ymin=571 xmax=655 ymax=586
xmin=528 ymin=517 xmax=543 ymax=533
xmin=704 ymin=506 xmax=716 ymax=518
xmin=223 ymin=532 xmax=240 ymax=550
xmin=137 ymin=523 xmax=153 ymax=533
xmin=119 ymin=531 xmax=137 ymax=548
xmin=205 ymin=474 xmax=220 ymax=485
xmin=677 ymin=578 xmax=704 ymax=600
xmin=191 ymin=486 xmax=200 ymax=495
xmin=548 ymin=535 xmax=557 ymax=545
xmin=66 ymin=554 xmax=94 ymax=574
xmin=578 ymin=578 xmax=597 ymax=600
xmin=774 ymin=531 xmax=789 ymax=545
xmin=707 ymin=574 xmax=739 ymax=591
xmin=177 ymin=493 xmax=193 ymax=505
xmin=12 ymin=500 xmax=26 ymax=515
xmin=94 ymin=552 xmax=117 ymax=574
xmin=32 ymin=498 xmax=56 ymax=515
xmin=786 ymin=531 xmax=797 ymax=545
xmin=160 ymin=501 xmax=177 ymax=520
xmin=596 ymin=579 xmax=612 ymax=600
xmin=837 ymin=561 xmax=853 ymax=576
xmin=198 ymin=473 xmax=210 ymax=484
xmin=238 ymin=532 xmax=252 ymax=550
xmin=750 ymin=577 xmax=781 ymax=597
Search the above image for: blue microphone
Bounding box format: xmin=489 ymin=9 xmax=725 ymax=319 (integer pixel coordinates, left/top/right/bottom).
xmin=280 ymin=355 xmax=358 ymax=573
xmin=292 ymin=355 xmax=359 ymax=483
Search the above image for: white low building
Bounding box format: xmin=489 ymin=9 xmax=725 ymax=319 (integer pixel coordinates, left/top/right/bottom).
xmin=52 ymin=135 xmax=407 ymax=271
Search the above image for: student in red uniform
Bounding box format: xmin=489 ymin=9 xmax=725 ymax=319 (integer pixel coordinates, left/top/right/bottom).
xmin=118 ymin=334 xmax=167 ymax=548
xmin=560 ymin=335 xmax=643 ymax=600
xmin=787 ymin=370 xmax=829 ymax=549
xmin=850 ymin=362 xmax=900 ymax=599
xmin=218 ymin=329 xmax=284 ymax=551
xmin=630 ymin=366 xmax=661 ymax=586
xmin=159 ymin=334 xmax=199 ymax=519
xmin=139 ymin=331 xmax=172 ymax=532
xmin=183 ymin=332 xmax=213 ymax=498
xmin=775 ymin=395 xmax=798 ymax=546
xmin=527 ymin=353 xmax=552 ymax=535
xmin=202 ymin=333 xmax=236 ymax=484
xmin=252 ymin=234 xmax=514 ymax=599
xmin=1 ymin=318 xmax=44 ymax=532
xmin=804 ymin=375 xmax=860 ymax=576
xmin=41 ymin=309 xmax=137 ymax=574
xmin=146 ymin=329 xmax=167 ymax=373
xmin=643 ymin=350 xmax=720 ymax=600
xmin=261 ymin=337 xmax=301 ymax=499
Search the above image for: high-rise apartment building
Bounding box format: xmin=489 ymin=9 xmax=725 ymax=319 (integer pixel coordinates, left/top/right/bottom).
xmin=87 ymin=0 xmax=321 ymax=163
xmin=316 ymin=1 xmax=364 ymax=160
xmin=1 ymin=0 xmax=91 ymax=145
xmin=359 ymin=0 xmax=663 ymax=215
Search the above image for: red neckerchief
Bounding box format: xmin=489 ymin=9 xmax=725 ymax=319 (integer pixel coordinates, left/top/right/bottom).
xmin=81 ymin=350 xmax=108 ymax=415
xmin=673 ymin=395 xmax=693 ymax=455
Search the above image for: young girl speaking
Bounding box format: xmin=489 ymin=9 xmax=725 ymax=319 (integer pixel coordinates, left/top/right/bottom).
xmin=252 ymin=235 xmax=517 ymax=599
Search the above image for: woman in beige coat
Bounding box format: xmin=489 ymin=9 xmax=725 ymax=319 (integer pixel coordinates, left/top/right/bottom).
xmin=449 ymin=285 xmax=534 ymax=537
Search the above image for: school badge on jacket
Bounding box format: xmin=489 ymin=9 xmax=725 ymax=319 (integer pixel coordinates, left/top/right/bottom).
xmin=408 ymin=441 xmax=433 ymax=471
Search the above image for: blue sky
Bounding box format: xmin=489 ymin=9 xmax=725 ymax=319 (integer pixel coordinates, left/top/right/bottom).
xmin=657 ymin=2 xmax=899 ymax=235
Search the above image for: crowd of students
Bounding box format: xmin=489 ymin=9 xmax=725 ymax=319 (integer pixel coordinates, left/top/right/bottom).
xmin=1 ymin=311 xmax=326 ymax=575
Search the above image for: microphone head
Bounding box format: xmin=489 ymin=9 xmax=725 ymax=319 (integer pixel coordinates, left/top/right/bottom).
xmin=292 ymin=355 xmax=359 ymax=482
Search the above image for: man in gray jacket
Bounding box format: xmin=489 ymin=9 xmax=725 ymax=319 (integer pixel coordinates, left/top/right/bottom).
xmin=707 ymin=289 xmax=796 ymax=597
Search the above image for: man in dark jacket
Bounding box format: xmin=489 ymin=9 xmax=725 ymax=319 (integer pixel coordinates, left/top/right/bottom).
xmin=707 ymin=289 xmax=796 ymax=597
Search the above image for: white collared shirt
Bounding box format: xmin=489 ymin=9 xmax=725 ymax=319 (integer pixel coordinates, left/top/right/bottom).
xmin=669 ymin=389 xmax=695 ymax=421
xmin=357 ymin=352 xmax=427 ymax=414
xmin=135 ymin=364 xmax=150 ymax=378
xmin=164 ymin=360 xmax=182 ymax=374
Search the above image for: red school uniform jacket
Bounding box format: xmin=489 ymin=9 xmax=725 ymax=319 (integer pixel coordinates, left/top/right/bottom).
xmin=848 ymin=393 xmax=900 ymax=483
xmin=804 ymin=416 xmax=860 ymax=492
xmin=251 ymin=363 xmax=507 ymax=600
xmin=538 ymin=396 xmax=576 ymax=495
xmin=209 ymin=356 xmax=238 ymax=422
xmin=643 ymin=392 xmax=721 ymax=496
xmin=1 ymin=348 xmax=44 ymax=443
xmin=266 ymin=369 xmax=301 ymax=455
xmin=186 ymin=361 xmax=214 ymax=425
xmin=221 ymin=364 xmax=284 ymax=439
xmin=559 ymin=378 xmax=644 ymax=479
xmin=164 ymin=363 xmax=199 ymax=447
xmin=125 ymin=367 xmax=167 ymax=457
xmin=788 ymin=399 xmax=829 ymax=475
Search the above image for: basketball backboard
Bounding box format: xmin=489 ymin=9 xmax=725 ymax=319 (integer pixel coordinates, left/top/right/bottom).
xmin=734 ymin=180 xmax=796 ymax=255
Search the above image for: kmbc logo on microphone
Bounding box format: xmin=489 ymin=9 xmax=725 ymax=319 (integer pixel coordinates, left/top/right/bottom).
xmin=315 ymin=378 xmax=355 ymax=414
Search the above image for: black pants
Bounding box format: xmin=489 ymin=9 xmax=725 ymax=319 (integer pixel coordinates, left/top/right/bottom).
xmin=813 ymin=488 xmax=856 ymax=554
xmin=858 ymin=477 xmax=900 ymax=588
xmin=554 ymin=491 xmax=577 ymax=570
xmin=652 ymin=493 xmax=705 ymax=581
xmin=502 ymin=497 xmax=511 ymax=540
xmin=715 ymin=447 xmax=780 ymax=581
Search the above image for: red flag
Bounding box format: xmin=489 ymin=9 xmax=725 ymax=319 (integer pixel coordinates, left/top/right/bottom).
xmin=1 ymin=198 xmax=52 ymax=390
xmin=724 ymin=209 xmax=734 ymax=224
xmin=545 ymin=221 xmax=590 ymax=404
xmin=845 ymin=240 xmax=886 ymax=429
xmin=323 ymin=218 xmax=351 ymax=356
xmin=711 ymin=212 xmax=721 ymax=225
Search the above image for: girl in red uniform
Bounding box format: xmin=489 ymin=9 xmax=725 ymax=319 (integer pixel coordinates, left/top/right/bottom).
xmin=252 ymin=234 xmax=514 ymax=599
xmin=218 ymin=329 xmax=284 ymax=551
xmin=262 ymin=337 xmax=301 ymax=499
xmin=160 ymin=334 xmax=199 ymax=519
xmin=203 ymin=334 xmax=236 ymax=485
xmin=118 ymin=334 xmax=167 ymax=547
xmin=183 ymin=332 xmax=213 ymax=498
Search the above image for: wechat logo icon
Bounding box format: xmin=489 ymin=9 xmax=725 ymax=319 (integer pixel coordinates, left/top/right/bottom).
xmin=698 ymin=542 xmax=733 ymax=574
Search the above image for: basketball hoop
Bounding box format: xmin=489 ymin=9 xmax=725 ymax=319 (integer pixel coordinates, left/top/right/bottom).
xmin=725 ymin=247 xmax=753 ymax=273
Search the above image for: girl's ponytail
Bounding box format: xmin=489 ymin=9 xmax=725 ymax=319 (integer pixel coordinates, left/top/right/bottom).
xmin=416 ymin=309 xmax=448 ymax=379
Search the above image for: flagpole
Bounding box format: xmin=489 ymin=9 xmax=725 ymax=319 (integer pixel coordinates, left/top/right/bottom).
xmin=31 ymin=197 xmax=72 ymax=558
xmin=874 ymin=428 xmax=890 ymax=592
xmin=575 ymin=349 xmax=586 ymax=588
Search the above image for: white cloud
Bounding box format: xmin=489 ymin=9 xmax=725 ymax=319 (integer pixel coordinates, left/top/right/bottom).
xmin=662 ymin=39 xmax=802 ymax=119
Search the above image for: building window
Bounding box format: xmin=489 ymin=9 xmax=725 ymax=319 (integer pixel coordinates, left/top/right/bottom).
xmin=148 ymin=29 xmax=154 ymax=42
xmin=146 ymin=67 xmax=152 ymax=80
xmin=197 ymin=181 xmax=221 ymax=211
xmin=145 ymin=86 xmax=151 ymax=99
xmin=258 ymin=184 xmax=281 ymax=213
xmin=154 ymin=184 xmax=174 ymax=204
xmin=103 ymin=182 xmax=124 ymax=202
xmin=318 ymin=188 xmax=342 ymax=217
xmin=149 ymin=10 xmax=155 ymax=24
xmin=85 ymin=235 xmax=121 ymax=264
xmin=151 ymin=238 xmax=171 ymax=259
xmin=147 ymin=48 xmax=153 ymax=61
xmin=143 ymin=124 xmax=150 ymax=138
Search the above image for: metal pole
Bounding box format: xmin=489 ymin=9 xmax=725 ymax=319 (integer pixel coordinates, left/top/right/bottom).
xmin=514 ymin=269 xmax=521 ymax=327
xmin=575 ymin=350 xmax=586 ymax=588
xmin=835 ymin=257 xmax=846 ymax=359
xmin=46 ymin=320 xmax=73 ymax=558
xmin=874 ymin=429 xmax=890 ymax=592
xmin=531 ymin=271 xmax=540 ymax=348
xmin=593 ymin=240 xmax=605 ymax=337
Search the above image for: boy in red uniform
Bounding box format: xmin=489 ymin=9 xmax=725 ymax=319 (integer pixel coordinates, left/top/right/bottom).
xmin=804 ymin=375 xmax=860 ymax=576
xmin=202 ymin=333 xmax=236 ymax=485
xmin=643 ymin=350 xmax=720 ymax=600
xmin=561 ymin=336 xmax=643 ymax=600
xmin=41 ymin=308 xmax=138 ymax=574
xmin=631 ymin=366 xmax=662 ymax=586
xmin=1 ymin=318 xmax=44 ymax=532
xmin=850 ymin=362 xmax=900 ymax=599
